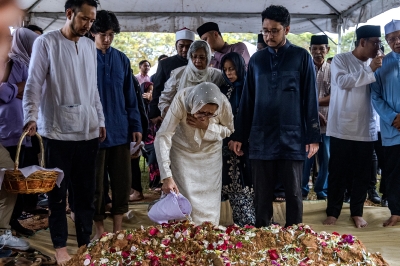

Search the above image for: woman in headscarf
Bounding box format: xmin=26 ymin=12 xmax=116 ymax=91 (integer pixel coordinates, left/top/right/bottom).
xmin=158 ymin=40 xmax=225 ymax=117
xmin=155 ymin=82 xmax=234 ymax=225
xmin=0 ymin=27 xmax=39 ymax=236
xmin=220 ymin=52 xmax=255 ymax=227
xmin=130 ymin=81 xmax=161 ymax=200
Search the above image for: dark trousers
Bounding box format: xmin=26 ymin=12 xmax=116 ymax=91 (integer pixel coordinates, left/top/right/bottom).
xmin=251 ymin=159 xmax=303 ymax=227
xmin=131 ymin=157 xmax=142 ymax=193
xmin=93 ymin=144 xmax=131 ymax=221
xmin=326 ymin=137 xmax=373 ymax=218
xmin=43 ymin=137 xmax=99 ymax=248
xmin=383 ymin=144 xmax=400 ymax=215
xmin=374 ymin=133 xmax=386 ymax=197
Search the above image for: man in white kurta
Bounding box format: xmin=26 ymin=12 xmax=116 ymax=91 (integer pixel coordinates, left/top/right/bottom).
xmin=22 ymin=1 xmax=104 ymax=264
xmin=155 ymin=82 xmax=234 ymax=225
xmin=324 ymin=25 xmax=383 ymax=228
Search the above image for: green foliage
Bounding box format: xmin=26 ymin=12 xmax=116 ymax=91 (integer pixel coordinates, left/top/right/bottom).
xmin=112 ymin=32 xmax=260 ymax=73
xmin=112 ymin=30 xmax=391 ymax=74
xmin=113 ymin=32 xmax=177 ymax=74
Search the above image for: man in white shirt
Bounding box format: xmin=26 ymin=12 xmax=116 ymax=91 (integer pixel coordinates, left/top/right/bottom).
xmin=324 ymin=25 xmax=383 ymax=228
xmin=23 ymin=0 xmax=104 ymax=264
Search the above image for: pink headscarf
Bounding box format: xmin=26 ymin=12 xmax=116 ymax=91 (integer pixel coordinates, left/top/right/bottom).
xmin=8 ymin=27 xmax=39 ymax=66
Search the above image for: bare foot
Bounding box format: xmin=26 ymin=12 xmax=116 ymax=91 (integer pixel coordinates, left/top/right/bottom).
xmin=129 ymin=190 xmax=144 ymax=201
xmin=352 ymin=216 xmax=368 ymax=228
xmin=105 ymin=203 xmax=112 ymax=213
xmin=92 ymin=220 xmax=105 ymax=241
xmin=323 ymin=216 xmax=337 ymax=225
xmin=55 ymin=247 xmax=71 ymax=266
xmin=383 ymin=215 xmax=400 ymax=227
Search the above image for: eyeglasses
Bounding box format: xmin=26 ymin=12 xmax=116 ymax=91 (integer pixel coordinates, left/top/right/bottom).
xmin=99 ymin=32 xmax=115 ymax=38
xmin=194 ymin=111 xmax=217 ymax=118
xmin=367 ymin=39 xmax=383 ymax=48
xmin=387 ymin=36 xmax=400 ymax=44
xmin=260 ymin=28 xmax=282 ymax=36
xmin=191 ymin=55 xmax=207 ymax=61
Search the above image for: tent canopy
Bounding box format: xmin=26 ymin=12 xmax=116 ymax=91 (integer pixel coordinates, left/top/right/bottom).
xmin=19 ymin=0 xmax=400 ymax=34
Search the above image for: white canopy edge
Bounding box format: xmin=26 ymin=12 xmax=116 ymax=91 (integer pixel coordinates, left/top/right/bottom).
xmin=19 ymin=0 xmax=400 ymax=34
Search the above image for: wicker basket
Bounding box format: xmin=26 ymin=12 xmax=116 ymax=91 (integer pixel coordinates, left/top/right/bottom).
xmin=2 ymin=131 xmax=58 ymax=194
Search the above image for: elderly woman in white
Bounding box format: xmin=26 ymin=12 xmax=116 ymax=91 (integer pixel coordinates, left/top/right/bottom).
xmin=158 ymin=40 xmax=225 ymax=117
xmin=155 ymin=82 xmax=234 ymax=225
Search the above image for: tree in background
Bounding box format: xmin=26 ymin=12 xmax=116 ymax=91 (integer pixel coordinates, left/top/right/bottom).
xmin=114 ymin=31 xmax=389 ymax=74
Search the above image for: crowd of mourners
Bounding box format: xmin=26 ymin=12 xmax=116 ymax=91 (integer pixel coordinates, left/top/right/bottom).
xmin=1 ymin=0 xmax=400 ymax=265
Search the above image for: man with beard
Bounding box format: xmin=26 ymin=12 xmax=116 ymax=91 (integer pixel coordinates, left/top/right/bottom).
xmin=230 ymin=5 xmax=320 ymax=228
xmin=324 ymin=25 xmax=383 ymax=228
xmin=148 ymin=28 xmax=195 ymax=125
xmin=23 ymin=1 xmax=104 ymax=264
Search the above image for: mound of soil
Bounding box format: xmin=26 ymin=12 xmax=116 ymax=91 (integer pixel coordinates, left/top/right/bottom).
xmin=66 ymin=221 xmax=388 ymax=266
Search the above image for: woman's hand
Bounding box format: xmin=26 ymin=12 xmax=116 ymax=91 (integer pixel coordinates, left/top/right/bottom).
xmin=186 ymin=114 xmax=209 ymax=130
xmin=162 ymin=177 xmax=179 ymax=194
xmin=142 ymin=92 xmax=152 ymax=101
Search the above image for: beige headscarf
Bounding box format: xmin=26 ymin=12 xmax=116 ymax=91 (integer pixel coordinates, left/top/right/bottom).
xmin=184 ymin=82 xmax=223 ymax=146
xmin=185 ymin=82 xmax=222 ymax=114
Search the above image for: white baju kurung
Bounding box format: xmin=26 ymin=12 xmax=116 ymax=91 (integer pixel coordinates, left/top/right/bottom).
xmin=155 ymin=87 xmax=234 ymax=225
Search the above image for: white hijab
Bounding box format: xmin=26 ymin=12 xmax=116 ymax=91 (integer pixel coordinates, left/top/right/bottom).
xmin=185 ymin=82 xmax=222 ymax=114
xmin=179 ymin=40 xmax=212 ymax=89
xmin=184 ymin=82 xmax=222 ymax=146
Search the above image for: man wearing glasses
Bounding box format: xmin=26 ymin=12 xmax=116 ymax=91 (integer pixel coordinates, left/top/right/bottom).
xmin=371 ymin=20 xmax=400 ymax=227
xmin=324 ymin=25 xmax=383 ymax=228
xmin=230 ymin=5 xmax=320 ymax=228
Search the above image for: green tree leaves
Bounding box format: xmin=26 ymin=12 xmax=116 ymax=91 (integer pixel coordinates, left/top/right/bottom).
xmin=113 ymin=31 xmax=390 ymax=74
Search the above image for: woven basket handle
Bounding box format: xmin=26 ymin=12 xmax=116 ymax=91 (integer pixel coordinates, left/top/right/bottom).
xmin=15 ymin=131 xmax=45 ymax=171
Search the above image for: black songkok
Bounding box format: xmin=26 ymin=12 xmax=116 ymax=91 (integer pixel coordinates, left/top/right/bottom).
xmin=356 ymin=25 xmax=381 ymax=40
xmin=310 ymin=35 xmax=328 ymax=45
xmin=197 ymin=22 xmax=220 ymax=37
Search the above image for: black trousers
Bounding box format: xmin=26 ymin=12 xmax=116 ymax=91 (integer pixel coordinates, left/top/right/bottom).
xmin=375 ymin=132 xmax=387 ymax=197
xmin=131 ymin=157 xmax=142 ymax=193
xmin=383 ymin=144 xmax=400 ymax=215
xmin=251 ymin=159 xmax=303 ymax=227
xmin=326 ymin=137 xmax=373 ymax=218
xmin=43 ymin=137 xmax=99 ymax=248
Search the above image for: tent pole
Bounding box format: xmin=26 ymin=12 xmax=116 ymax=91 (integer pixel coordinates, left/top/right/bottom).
xmin=337 ymin=17 xmax=343 ymax=54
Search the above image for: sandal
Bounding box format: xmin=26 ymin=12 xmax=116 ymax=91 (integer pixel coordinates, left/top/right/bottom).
xmin=18 ymin=212 xmax=34 ymax=220
xmin=13 ymin=250 xmax=56 ymax=265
